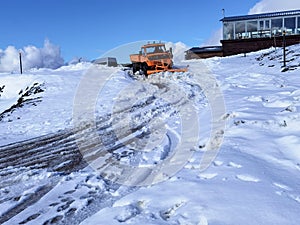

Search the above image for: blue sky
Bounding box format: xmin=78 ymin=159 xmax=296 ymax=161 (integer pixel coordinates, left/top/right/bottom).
xmin=0 ymin=0 xmax=260 ymax=61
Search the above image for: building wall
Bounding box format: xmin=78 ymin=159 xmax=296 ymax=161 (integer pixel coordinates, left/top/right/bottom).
xmin=221 ymin=35 xmax=300 ymax=56
xmin=185 ymin=51 xmax=223 ymax=60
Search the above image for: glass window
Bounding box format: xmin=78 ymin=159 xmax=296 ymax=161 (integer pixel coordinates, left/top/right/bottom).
xmin=285 ymin=17 xmax=296 ymax=34
xmin=259 ymin=21 xmax=264 ymax=30
xmin=271 ymin=18 xmax=283 ymax=35
xmin=298 ymin=17 xmax=300 ymax=33
xmin=271 ymin=18 xmax=283 ymax=29
xmin=235 ymin=21 xmax=246 ymax=39
xmin=247 ymin=21 xmax=257 ymax=32
xmin=265 ymin=20 xmax=270 ymax=29
xmin=145 ymin=45 xmax=166 ymax=54
xmin=258 ymin=20 xmax=271 ymax=38
xmin=236 ymin=22 xmax=245 ymax=33
xmin=223 ymin=22 xmax=234 ymax=40
xmin=247 ymin=21 xmax=258 ymax=38
xmin=285 ymin=17 xmax=296 ymax=28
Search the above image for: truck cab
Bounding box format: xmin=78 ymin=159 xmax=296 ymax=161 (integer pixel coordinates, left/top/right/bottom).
xmin=130 ymin=42 xmax=173 ymax=75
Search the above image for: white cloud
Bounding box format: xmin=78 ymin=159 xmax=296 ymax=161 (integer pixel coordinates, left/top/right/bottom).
xmin=0 ymin=39 xmax=64 ymax=72
xmin=249 ymin=0 xmax=300 ymax=14
xmin=202 ymin=29 xmax=223 ymax=47
xmin=40 ymin=39 xmax=64 ymax=69
xmin=0 ymin=46 xmax=20 ymax=72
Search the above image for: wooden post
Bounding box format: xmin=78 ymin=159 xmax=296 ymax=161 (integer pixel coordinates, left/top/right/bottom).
xmin=19 ymin=52 xmax=23 ymax=74
xmin=283 ymin=30 xmax=286 ymax=68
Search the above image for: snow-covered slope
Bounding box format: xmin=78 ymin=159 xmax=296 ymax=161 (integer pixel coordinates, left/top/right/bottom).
xmin=81 ymin=46 xmax=300 ymax=225
xmin=1 ymin=44 xmax=300 ymax=225
xmin=0 ymin=63 xmax=94 ymax=145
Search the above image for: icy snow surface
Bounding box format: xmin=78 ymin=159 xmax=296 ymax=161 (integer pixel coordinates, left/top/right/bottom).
xmin=1 ymin=45 xmax=300 ymax=224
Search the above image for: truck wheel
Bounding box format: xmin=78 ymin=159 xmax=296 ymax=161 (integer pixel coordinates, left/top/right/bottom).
xmin=141 ymin=63 xmax=148 ymax=76
xmin=132 ymin=64 xmax=135 ymax=74
xmin=132 ymin=63 xmax=139 ymax=74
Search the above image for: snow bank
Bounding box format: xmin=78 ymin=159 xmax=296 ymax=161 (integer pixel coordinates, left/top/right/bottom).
xmin=0 ymin=75 xmax=43 ymax=114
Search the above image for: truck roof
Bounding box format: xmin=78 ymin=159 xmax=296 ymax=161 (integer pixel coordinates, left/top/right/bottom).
xmin=142 ymin=43 xmax=165 ymax=48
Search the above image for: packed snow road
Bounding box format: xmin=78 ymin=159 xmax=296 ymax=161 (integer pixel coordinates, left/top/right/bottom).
xmin=2 ymin=45 xmax=300 ymax=224
xmin=0 ymin=131 xmax=84 ymax=224
xmin=0 ymin=65 xmax=210 ymax=225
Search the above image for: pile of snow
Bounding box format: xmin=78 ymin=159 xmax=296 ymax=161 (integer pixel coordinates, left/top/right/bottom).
xmin=0 ymin=39 xmax=64 ymax=73
xmin=0 ymin=75 xmax=44 ymax=116
xmin=68 ymin=57 xmax=89 ymax=65
xmin=166 ymin=42 xmax=189 ymax=64
xmin=0 ymin=62 xmax=95 ymax=144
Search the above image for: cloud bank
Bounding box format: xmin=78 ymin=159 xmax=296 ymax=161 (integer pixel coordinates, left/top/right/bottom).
xmin=0 ymin=39 xmax=64 ymax=72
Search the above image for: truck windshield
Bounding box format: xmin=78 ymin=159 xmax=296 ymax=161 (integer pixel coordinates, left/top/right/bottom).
xmin=145 ymin=45 xmax=166 ymax=54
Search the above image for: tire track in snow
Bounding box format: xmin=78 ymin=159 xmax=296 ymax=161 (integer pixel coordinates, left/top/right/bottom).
xmin=0 ymin=130 xmax=86 ymax=224
xmin=0 ymin=71 xmax=205 ymax=224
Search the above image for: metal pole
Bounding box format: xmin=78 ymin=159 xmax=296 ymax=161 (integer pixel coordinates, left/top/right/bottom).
xmin=19 ymin=52 xmax=23 ymax=74
xmin=283 ymin=30 xmax=286 ymax=68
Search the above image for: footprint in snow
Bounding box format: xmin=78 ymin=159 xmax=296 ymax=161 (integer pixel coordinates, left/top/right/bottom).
xmin=273 ymin=182 xmax=291 ymax=191
xmin=198 ymin=173 xmax=218 ymax=180
xmin=19 ymin=213 xmax=40 ymax=224
xmin=290 ymin=195 xmax=300 ymax=204
xmin=64 ymin=189 xmax=76 ymax=195
xmin=213 ymin=161 xmax=223 ymax=166
xmin=42 ymin=215 xmax=63 ymax=225
xmin=236 ymin=174 xmax=260 ymax=182
xmin=228 ymin=162 xmax=243 ymax=168
xmin=49 ymin=202 xmax=60 ymax=207
xmin=115 ymin=203 xmax=143 ymax=223
xmin=273 ymin=183 xmax=300 ymax=204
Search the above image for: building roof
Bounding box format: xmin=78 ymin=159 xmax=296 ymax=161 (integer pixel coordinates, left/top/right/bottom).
xmin=92 ymin=57 xmax=117 ymax=64
xmin=221 ymin=9 xmax=300 ymax=22
xmin=187 ymin=46 xmax=223 ymax=53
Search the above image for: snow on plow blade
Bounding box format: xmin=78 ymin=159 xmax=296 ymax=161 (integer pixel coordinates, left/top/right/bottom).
xmin=146 ymin=66 xmax=189 ymax=75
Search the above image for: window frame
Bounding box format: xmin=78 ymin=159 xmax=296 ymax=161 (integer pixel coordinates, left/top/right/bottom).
xmin=223 ymin=21 xmax=235 ymax=40
xmin=284 ymin=16 xmax=296 ymax=34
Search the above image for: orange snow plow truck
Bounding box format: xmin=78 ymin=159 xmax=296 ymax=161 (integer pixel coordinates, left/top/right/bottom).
xmin=130 ymin=42 xmax=188 ymax=76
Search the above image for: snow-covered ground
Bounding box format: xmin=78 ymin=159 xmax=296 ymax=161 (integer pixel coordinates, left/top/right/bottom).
xmin=1 ymin=44 xmax=300 ymax=224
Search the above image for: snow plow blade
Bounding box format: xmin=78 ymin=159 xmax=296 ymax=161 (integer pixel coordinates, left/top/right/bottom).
xmin=146 ymin=67 xmax=188 ymax=75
